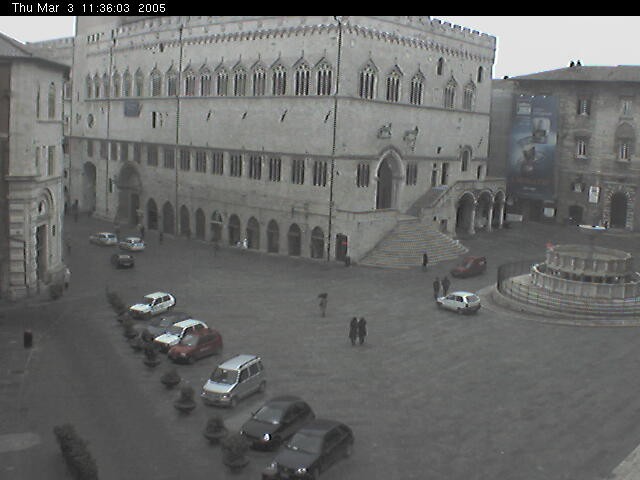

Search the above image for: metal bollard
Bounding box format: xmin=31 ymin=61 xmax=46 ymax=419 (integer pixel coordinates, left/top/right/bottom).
xmin=23 ymin=330 xmax=33 ymax=349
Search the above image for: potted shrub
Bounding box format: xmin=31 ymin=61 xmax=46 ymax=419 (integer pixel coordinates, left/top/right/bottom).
xmin=143 ymin=345 xmax=161 ymax=368
xmin=203 ymin=415 xmax=228 ymax=444
xmin=160 ymin=368 xmax=181 ymax=389
xmin=106 ymin=289 xmax=127 ymax=314
xmin=221 ymin=433 xmax=249 ymax=472
xmin=49 ymin=282 xmax=64 ymax=300
xmin=174 ymin=385 xmax=196 ymax=414
xmin=123 ymin=320 xmax=137 ymax=339
xmin=129 ymin=334 xmax=145 ymax=352
xmin=53 ymin=423 xmax=98 ymax=480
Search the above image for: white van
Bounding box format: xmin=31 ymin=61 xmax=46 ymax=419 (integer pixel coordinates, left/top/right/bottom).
xmin=201 ymin=354 xmax=265 ymax=407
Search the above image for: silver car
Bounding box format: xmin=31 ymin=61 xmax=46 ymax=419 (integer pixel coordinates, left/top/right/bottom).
xmin=201 ymin=354 xmax=265 ymax=407
xmin=119 ymin=236 xmax=145 ymax=251
xmin=436 ymin=291 xmax=481 ymax=314
xmin=89 ymin=232 xmax=118 ymax=246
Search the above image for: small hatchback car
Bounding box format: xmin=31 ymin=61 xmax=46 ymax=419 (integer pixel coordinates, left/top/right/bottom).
xmin=241 ymin=395 xmax=315 ymax=450
xmin=119 ymin=236 xmax=146 ymax=252
xmin=201 ymin=354 xmax=265 ymax=408
xmin=154 ymin=319 xmax=208 ymax=352
xmin=111 ymin=253 xmax=135 ymax=269
xmin=89 ymin=232 xmax=118 ymax=246
xmin=436 ymin=291 xmax=481 ymax=314
xmin=450 ymin=256 xmax=487 ymax=278
xmin=129 ymin=292 xmax=176 ymax=319
xmin=168 ymin=328 xmax=223 ymax=363
xmin=262 ymin=419 xmax=354 ymax=480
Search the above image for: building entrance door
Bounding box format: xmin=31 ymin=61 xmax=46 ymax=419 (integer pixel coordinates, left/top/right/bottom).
xmin=610 ymin=193 xmax=628 ymax=228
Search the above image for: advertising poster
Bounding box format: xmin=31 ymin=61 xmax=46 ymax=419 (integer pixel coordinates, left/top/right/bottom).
xmin=507 ymin=95 xmax=558 ymax=199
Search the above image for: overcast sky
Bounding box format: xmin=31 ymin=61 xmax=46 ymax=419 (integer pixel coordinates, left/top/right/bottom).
xmin=0 ymin=16 xmax=637 ymax=79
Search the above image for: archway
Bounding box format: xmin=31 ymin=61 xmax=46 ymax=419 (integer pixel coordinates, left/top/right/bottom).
xmin=195 ymin=208 xmax=205 ymax=240
xmin=246 ymin=217 xmax=260 ymax=249
xmin=335 ymin=233 xmax=348 ymax=261
xmin=116 ymin=163 xmax=142 ymax=224
xmin=610 ymin=192 xmax=628 ymax=228
xmin=210 ymin=211 xmax=223 ymax=242
xmin=162 ymin=201 xmax=174 ymax=234
xmin=310 ymin=227 xmax=324 ymax=259
xmin=492 ymin=191 xmax=506 ymax=228
xmin=82 ymin=162 xmax=97 ymax=213
xmin=456 ymin=192 xmax=476 ymax=234
xmin=180 ymin=206 xmax=190 ymax=237
xmin=476 ymin=192 xmax=492 ymax=230
xmin=228 ymin=214 xmax=241 ymax=245
xmin=288 ymin=224 xmax=301 ymax=256
xmin=147 ymin=199 xmax=158 ymax=230
xmin=376 ymin=158 xmax=394 ymax=209
xmin=267 ymin=220 xmax=279 ymax=253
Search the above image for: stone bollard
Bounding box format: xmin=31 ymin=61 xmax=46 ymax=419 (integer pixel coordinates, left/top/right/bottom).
xmin=23 ymin=330 xmax=33 ymax=349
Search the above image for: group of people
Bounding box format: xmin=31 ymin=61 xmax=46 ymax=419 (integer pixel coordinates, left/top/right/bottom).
xmin=433 ymin=275 xmax=451 ymax=300
xmin=349 ymin=317 xmax=367 ymax=346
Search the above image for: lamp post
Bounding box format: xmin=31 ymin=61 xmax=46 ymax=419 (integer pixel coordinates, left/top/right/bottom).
xmin=326 ymin=16 xmax=343 ymax=261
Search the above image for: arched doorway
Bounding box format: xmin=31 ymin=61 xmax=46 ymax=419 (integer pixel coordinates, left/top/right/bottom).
xmin=162 ymin=201 xmax=174 ymax=234
xmin=610 ymin=192 xmax=628 ymax=228
xmin=147 ymin=199 xmax=158 ymax=230
xmin=195 ymin=208 xmax=205 ymax=240
xmin=228 ymin=214 xmax=241 ymax=245
xmin=267 ymin=220 xmax=279 ymax=253
xmin=376 ymin=158 xmax=393 ymax=209
xmin=247 ymin=217 xmax=260 ymax=249
xmin=180 ymin=205 xmax=190 ymax=237
xmin=210 ymin=211 xmax=223 ymax=242
xmin=288 ymin=224 xmax=301 ymax=256
xmin=335 ymin=233 xmax=348 ymax=261
xmin=310 ymin=227 xmax=324 ymax=259
xmin=456 ymin=193 xmax=476 ymax=234
xmin=492 ymin=191 xmax=506 ymax=228
xmin=476 ymin=192 xmax=492 ymax=230
xmin=82 ymin=162 xmax=97 ymax=213
xmin=116 ymin=163 xmax=142 ymax=224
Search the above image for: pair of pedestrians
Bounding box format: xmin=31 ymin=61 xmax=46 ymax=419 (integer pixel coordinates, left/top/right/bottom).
xmin=433 ymin=276 xmax=451 ymax=299
xmin=349 ymin=317 xmax=367 ymax=345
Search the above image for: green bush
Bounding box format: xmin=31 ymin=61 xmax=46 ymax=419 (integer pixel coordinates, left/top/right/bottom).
xmin=53 ymin=424 xmax=98 ymax=480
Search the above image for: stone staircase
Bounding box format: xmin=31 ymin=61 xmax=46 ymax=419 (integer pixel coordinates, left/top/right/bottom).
xmin=358 ymin=215 xmax=468 ymax=268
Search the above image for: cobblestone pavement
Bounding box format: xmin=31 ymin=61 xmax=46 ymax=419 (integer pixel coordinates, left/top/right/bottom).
xmin=3 ymin=217 xmax=640 ymax=479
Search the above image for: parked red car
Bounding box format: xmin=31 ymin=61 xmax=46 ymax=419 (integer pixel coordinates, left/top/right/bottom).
xmin=450 ymin=256 xmax=487 ymax=278
xmin=167 ymin=328 xmax=223 ymax=364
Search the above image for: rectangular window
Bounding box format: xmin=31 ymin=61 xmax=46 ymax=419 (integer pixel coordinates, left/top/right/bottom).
xmin=441 ymin=162 xmax=449 ymax=185
xmin=269 ymin=156 xmax=281 ymax=182
xmin=312 ymin=160 xmax=327 ymax=186
xmin=133 ymin=143 xmax=141 ymax=163
xmin=619 ymin=141 xmax=631 ymax=161
xmin=100 ymin=141 xmax=107 ymax=159
xmin=211 ymin=151 xmax=224 ymax=175
xmin=230 ymin=154 xmax=243 ymax=177
xmin=621 ymin=98 xmax=633 ymax=117
xmin=291 ymin=158 xmax=305 ymax=185
xmin=120 ymin=142 xmax=129 ymax=162
xmin=356 ymin=163 xmax=370 ymax=187
xmin=163 ymin=148 xmax=174 ymax=169
xmin=147 ymin=145 xmax=158 ymax=166
xmin=576 ymin=138 xmax=588 ymax=157
xmin=47 ymin=145 xmax=55 ymax=176
xmin=110 ymin=142 xmax=118 ymax=161
xmin=405 ymin=162 xmax=418 ymax=185
xmin=179 ymin=149 xmax=191 ymax=171
xmin=249 ymin=155 xmax=262 ymax=180
xmin=87 ymin=139 xmax=94 ymax=157
xmin=577 ymin=97 xmax=591 ymax=116
xmin=195 ymin=151 xmax=207 ymax=173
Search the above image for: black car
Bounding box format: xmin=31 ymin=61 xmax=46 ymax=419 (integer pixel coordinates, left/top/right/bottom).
xmin=137 ymin=311 xmax=191 ymax=339
xmin=111 ymin=253 xmax=134 ymax=269
xmin=262 ymin=419 xmax=354 ymax=479
xmin=240 ymin=396 xmax=315 ymax=450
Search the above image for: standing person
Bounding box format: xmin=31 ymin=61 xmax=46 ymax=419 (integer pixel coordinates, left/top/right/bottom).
xmin=318 ymin=293 xmax=328 ymax=317
xmin=349 ymin=317 xmax=358 ymax=346
xmin=422 ymin=252 xmax=428 ymax=271
xmin=63 ymin=266 xmax=71 ymax=289
xmin=159 ymin=230 xmax=164 ymax=244
xmin=433 ymin=277 xmax=441 ymax=300
xmin=441 ymin=275 xmax=451 ymax=296
xmin=357 ymin=317 xmax=367 ymax=345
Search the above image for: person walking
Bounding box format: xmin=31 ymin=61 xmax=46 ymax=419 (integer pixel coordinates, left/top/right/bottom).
xmin=63 ymin=267 xmax=71 ymax=289
xmin=349 ymin=317 xmax=358 ymax=346
xmin=433 ymin=277 xmax=441 ymax=300
xmin=422 ymin=252 xmax=428 ymax=271
xmin=357 ymin=317 xmax=367 ymax=345
xmin=318 ymin=293 xmax=328 ymax=317
xmin=159 ymin=231 xmax=164 ymax=244
xmin=441 ymin=275 xmax=451 ymax=296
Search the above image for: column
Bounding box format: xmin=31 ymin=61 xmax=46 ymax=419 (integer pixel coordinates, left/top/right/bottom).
xmin=468 ymin=201 xmax=477 ymax=235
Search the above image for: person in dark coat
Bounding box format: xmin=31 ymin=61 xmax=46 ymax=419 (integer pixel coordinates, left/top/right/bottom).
xmin=357 ymin=317 xmax=367 ymax=345
xmin=349 ymin=317 xmax=358 ymax=346
xmin=318 ymin=293 xmax=328 ymax=317
xmin=441 ymin=276 xmax=451 ymax=296
xmin=422 ymin=252 xmax=428 ymax=271
xmin=433 ymin=277 xmax=441 ymax=300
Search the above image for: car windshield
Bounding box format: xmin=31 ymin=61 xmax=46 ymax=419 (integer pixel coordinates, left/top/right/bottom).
xmin=466 ymin=295 xmax=480 ymax=303
xmin=286 ymin=433 xmax=322 ymax=454
xmin=252 ymin=406 xmax=283 ymax=425
xmin=180 ymin=335 xmax=199 ymax=347
xmin=142 ymin=297 xmax=155 ymax=305
xmin=210 ymin=368 xmax=238 ymax=384
xmin=167 ymin=325 xmax=184 ymax=335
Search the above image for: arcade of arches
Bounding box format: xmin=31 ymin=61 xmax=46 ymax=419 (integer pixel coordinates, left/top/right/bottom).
xmin=455 ymin=190 xmax=506 ymax=234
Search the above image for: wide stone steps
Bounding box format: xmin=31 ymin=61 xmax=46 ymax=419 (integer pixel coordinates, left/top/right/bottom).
xmin=359 ymin=218 xmax=468 ymax=268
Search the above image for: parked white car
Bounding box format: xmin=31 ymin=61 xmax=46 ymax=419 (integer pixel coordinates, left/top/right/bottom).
xmin=436 ymin=291 xmax=481 ymax=314
xmin=119 ymin=236 xmax=146 ymax=251
xmin=154 ymin=319 xmax=208 ymax=352
xmin=129 ymin=292 xmax=176 ymax=319
xmin=89 ymin=232 xmax=118 ymax=246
